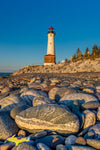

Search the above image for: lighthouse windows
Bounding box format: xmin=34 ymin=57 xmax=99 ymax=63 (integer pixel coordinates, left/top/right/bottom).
xmin=48 ymin=57 xmax=51 ymax=62
xmin=50 ymin=42 xmax=52 ymax=45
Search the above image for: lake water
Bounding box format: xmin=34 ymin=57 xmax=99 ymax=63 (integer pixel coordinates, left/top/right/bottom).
xmin=0 ymin=72 xmax=12 ymax=77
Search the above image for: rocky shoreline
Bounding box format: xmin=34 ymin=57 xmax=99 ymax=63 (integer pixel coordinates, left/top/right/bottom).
xmin=13 ymin=58 xmax=100 ymax=75
xmin=0 ymin=72 xmax=100 ymax=149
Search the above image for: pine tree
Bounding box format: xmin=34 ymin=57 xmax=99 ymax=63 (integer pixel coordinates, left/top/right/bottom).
xmin=76 ymin=48 xmax=82 ymax=58
xmin=92 ymin=45 xmax=98 ymax=57
xmin=65 ymin=58 xmax=68 ymax=62
xmin=72 ymin=54 xmax=77 ymax=61
xmin=84 ymin=47 xmax=90 ymax=58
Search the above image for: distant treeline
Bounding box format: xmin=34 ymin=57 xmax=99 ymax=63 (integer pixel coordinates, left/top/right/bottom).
xmin=64 ymin=45 xmax=100 ymax=63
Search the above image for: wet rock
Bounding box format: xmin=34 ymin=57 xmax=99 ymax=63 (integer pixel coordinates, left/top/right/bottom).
xmin=15 ymin=104 xmax=79 ymax=134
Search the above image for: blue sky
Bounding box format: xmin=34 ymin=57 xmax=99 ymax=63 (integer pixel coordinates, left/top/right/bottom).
xmin=0 ymin=0 xmax=100 ymax=72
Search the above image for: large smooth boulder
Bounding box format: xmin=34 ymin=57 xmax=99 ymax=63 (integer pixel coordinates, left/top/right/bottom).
xmin=15 ymin=104 xmax=79 ymax=134
xmin=0 ymin=111 xmax=19 ymax=139
xmin=59 ymin=93 xmax=98 ymax=108
xmin=0 ymin=95 xmax=24 ymax=111
xmin=20 ymin=90 xmax=47 ymax=106
xmin=49 ymin=87 xmax=76 ymax=101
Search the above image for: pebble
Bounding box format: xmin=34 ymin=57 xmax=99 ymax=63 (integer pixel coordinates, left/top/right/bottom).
xmin=37 ymin=143 xmax=51 ymax=150
xmin=75 ymin=137 xmax=86 ymax=145
xmin=56 ymin=144 xmax=68 ymax=150
xmin=65 ymin=135 xmax=77 ymax=145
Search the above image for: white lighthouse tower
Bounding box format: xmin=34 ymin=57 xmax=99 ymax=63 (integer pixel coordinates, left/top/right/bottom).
xmin=44 ymin=26 xmax=56 ymax=65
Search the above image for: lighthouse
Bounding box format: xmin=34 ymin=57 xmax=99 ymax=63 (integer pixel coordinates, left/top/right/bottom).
xmin=44 ymin=26 xmax=56 ymax=65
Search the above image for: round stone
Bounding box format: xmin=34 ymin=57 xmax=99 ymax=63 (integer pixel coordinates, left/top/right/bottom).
xmin=65 ymin=135 xmax=77 ymax=145
xmin=75 ymin=137 xmax=86 ymax=145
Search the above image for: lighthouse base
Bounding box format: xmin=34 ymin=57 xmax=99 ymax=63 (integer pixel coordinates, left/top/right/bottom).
xmin=44 ymin=63 xmax=55 ymax=66
xmin=44 ymin=54 xmax=55 ymax=66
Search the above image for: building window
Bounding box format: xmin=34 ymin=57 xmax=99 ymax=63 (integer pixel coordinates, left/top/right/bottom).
xmin=48 ymin=57 xmax=51 ymax=62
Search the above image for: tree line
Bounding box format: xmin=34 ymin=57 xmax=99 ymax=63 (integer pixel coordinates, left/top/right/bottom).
xmin=65 ymin=45 xmax=100 ymax=63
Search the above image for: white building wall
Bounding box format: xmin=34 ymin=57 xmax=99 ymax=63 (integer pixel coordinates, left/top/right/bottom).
xmin=47 ymin=33 xmax=55 ymax=55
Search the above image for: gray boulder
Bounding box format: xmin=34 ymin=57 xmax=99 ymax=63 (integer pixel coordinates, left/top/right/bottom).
xmin=15 ymin=104 xmax=79 ymax=134
xmin=0 ymin=111 xmax=19 ymax=139
xmin=59 ymin=93 xmax=98 ymax=108
xmin=49 ymin=87 xmax=76 ymax=101
xmin=0 ymin=95 xmax=24 ymax=111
